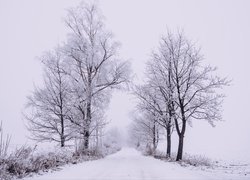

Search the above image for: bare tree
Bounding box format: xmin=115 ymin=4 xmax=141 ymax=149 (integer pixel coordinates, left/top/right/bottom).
xmin=146 ymin=53 xmax=176 ymax=158
xmin=63 ymin=2 xmax=130 ymax=150
xmin=129 ymin=112 xmax=160 ymax=154
xmin=134 ymin=30 xmax=229 ymax=161
xmin=133 ymin=85 xmax=169 ymax=156
xmin=159 ymin=31 xmax=229 ymax=161
xmin=25 ymin=49 xmax=73 ymax=147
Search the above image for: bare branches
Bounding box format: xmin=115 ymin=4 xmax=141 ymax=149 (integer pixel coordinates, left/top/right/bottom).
xmin=25 ymin=2 xmax=130 ymax=150
xmin=158 ymin=31 xmax=229 ymax=160
xmin=25 ymin=48 xmax=73 ymax=147
xmin=62 ymin=2 xmax=130 ymax=149
xmin=131 ymin=30 xmax=229 ymax=161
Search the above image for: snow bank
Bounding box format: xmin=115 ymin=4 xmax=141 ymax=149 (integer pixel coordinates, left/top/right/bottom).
xmin=0 ymin=143 xmax=119 ymax=180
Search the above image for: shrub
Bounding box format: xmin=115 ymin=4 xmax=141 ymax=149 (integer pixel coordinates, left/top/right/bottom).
xmin=149 ymin=149 xmax=213 ymax=167
xmin=181 ymin=153 xmax=213 ymax=167
xmin=0 ymin=137 xmax=121 ymax=180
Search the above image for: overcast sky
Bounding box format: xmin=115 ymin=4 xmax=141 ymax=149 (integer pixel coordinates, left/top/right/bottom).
xmin=0 ymin=0 xmax=250 ymax=162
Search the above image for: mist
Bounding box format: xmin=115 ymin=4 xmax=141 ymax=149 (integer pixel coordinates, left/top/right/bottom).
xmin=0 ymin=0 xmax=250 ymax=163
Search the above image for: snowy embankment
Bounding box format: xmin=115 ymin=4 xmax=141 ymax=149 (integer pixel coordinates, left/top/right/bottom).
xmin=23 ymin=148 xmax=250 ymax=180
xmin=0 ymin=144 xmax=120 ymax=180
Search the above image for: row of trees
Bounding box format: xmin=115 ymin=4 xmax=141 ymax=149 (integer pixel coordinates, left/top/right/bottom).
xmin=130 ymin=31 xmax=229 ymax=161
xmin=24 ymin=2 xmax=228 ymax=161
xmin=25 ymin=2 xmax=129 ymax=150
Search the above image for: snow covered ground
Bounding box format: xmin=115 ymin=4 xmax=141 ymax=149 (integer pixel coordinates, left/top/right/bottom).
xmin=24 ymin=148 xmax=250 ymax=180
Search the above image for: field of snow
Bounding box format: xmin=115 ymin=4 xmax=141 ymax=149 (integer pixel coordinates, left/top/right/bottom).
xmin=24 ymin=148 xmax=250 ymax=180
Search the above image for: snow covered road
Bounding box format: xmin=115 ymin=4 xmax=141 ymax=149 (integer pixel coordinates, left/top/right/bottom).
xmin=26 ymin=148 xmax=247 ymax=180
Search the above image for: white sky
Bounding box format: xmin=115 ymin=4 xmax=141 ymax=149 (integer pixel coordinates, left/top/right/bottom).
xmin=0 ymin=0 xmax=250 ymax=162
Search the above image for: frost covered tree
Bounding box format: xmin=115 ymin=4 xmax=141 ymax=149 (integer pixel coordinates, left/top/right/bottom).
xmin=157 ymin=31 xmax=229 ymax=161
xmin=133 ymin=30 xmax=229 ymax=161
xmin=25 ymin=49 xmax=73 ymax=147
xmin=133 ymin=62 xmax=175 ymax=157
xmin=146 ymin=60 xmax=176 ymax=158
xmin=63 ymin=2 xmax=130 ymax=150
xmin=133 ymin=85 xmax=164 ymax=155
xmin=129 ymin=113 xmax=160 ymax=154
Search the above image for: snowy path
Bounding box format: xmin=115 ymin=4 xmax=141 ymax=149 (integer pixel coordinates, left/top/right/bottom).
xmin=25 ymin=148 xmax=246 ymax=180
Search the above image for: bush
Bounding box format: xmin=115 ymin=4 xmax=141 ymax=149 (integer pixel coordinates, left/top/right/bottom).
xmin=0 ymin=142 xmax=121 ymax=180
xmin=181 ymin=153 xmax=213 ymax=167
xmin=102 ymin=143 xmax=121 ymax=156
xmin=0 ymin=124 xmax=120 ymax=179
xmin=0 ymin=144 xmax=107 ymax=179
xmin=148 ymin=149 xmax=213 ymax=167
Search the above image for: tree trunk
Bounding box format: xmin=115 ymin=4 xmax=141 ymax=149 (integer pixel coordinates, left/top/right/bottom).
xmin=96 ymin=126 xmax=99 ymax=149
xmin=84 ymin=129 xmax=90 ymax=150
xmin=152 ymin=121 xmax=156 ymax=155
xmin=61 ymin=135 xmax=65 ymax=147
xmin=166 ymin=125 xmax=171 ymax=158
xmin=60 ymin=113 xmax=65 ymax=147
xmin=84 ymin=70 xmax=92 ymax=150
xmin=176 ymin=110 xmax=186 ymax=161
xmin=176 ymin=134 xmax=184 ymax=161
xmin=176 ymin=97 xmax=186 ymax=161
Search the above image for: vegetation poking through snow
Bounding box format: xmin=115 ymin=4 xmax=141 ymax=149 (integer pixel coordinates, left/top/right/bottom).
xmin=0 ymin=143 xmax=120 ymax=180
xmin=151 ymin=150 xmax=213 ymax=167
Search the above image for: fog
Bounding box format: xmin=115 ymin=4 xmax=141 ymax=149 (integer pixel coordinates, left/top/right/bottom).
xmin=0 ymin=0 xmax=249 ymax=162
